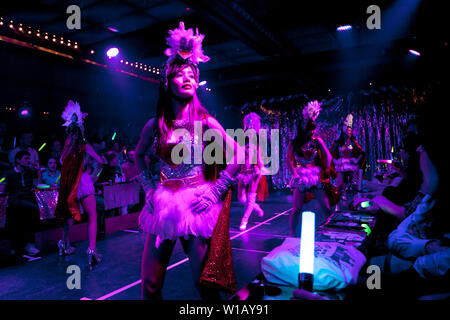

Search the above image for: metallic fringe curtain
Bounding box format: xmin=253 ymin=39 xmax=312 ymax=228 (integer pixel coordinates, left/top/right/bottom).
xmin=244 ymin=87 xmax=424 ymax=190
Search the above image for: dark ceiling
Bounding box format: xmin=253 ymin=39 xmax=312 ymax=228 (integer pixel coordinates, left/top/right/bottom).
xmin=1 ymin=0 xmax=448 ymax=105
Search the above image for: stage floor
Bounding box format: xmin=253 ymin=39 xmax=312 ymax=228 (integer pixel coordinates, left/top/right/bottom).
xmin=0 ymin=191 xmax=328 ymax=300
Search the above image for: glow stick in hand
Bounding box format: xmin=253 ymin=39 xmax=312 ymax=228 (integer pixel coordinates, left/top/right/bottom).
xmin=299 ymin=211 xmax=315 ymax=291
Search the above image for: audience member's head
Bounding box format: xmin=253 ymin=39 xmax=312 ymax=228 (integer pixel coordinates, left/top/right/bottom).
xmin=126 ymin=150 xmax=135 ymax=164
xmin=18 ymin=131 xmax=34 ymax=148
xmin=47 ymin=157 xmax=58 ymax=173
xmin=51 ymin=140 xmax=62 ymax=152
xmin=15 ymin=150 xmax=32 ymax=169
xmin=105 ymin=151 xmax=118 ymax=167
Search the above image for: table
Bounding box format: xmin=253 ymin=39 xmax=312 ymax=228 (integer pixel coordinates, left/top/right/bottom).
xmin=102 ymin=181 xmax=141 ymax=211
xmin=33 ymin=187 xmax=59 ymax=220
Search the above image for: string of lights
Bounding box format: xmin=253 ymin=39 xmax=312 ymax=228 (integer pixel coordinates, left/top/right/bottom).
xmin=0 ymin=16 xmax=161 ymax=79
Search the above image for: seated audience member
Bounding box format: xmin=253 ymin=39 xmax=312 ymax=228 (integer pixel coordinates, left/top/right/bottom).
xmin=387 ymin=189 xmax=449 ymax=297
xmin=8 ymin=131 xmax=39 ymax=169
xmin=0 ymin=151 xmax=42 ymax=261
xmin=355 ymin=129 xmax=438 ymax=221
xmin=121 ymin=150 xmax=138 ymax=182
xmin=49 ymin=140 xmax=62 ymax=166
xmin=97 ymin=151 xmax=121 ymax=184
xmin=41 ymin=157 xmax=61 ymax=186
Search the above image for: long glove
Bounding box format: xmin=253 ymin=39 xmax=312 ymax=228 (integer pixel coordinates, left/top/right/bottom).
xmin=136 ymin=170 xmax=158 ymax=217
xmin=136 ymin=170 xmax=157 ymax=192
xmin=191 ymin=170 xmax=235 ymax=213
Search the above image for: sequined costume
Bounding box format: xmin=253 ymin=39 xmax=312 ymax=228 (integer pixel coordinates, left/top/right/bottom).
xmin=290 ymin=138 xmax=339 ymax=206
xmin=290 ymin=139 xmax=323 ymax=191
xmin=139 ymin=117 xmax=236 ymax=293
xmin=55 ymin=143 xmax=86 ymax=222
xmin=331 ymin=133 xmax=366 ymax=173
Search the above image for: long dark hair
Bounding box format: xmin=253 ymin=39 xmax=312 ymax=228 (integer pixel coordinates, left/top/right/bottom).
xmin=61 ymin=123 xmax=84 ymax=160
xmin=156 ymin=63 xmax=209 ymax=155
xmin=292 ymin=119 xmax=316 ymax=156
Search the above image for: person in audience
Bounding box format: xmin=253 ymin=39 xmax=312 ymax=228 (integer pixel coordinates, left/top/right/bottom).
xmin=355 ymin=122 xmax=438 ymax=221
xmin=8 ymin=131 xmax=39 ymax=169
xmin=97 ymin=151 xmax=122 ymax=184
xmin=41 ymin=157 xmax=61 ymax=186
xmin=0 ymin=151 xmax=42 ymax=262
xmin=55 ymin=101 xmax=106 ymax=267
xmin=49 ymin=140 xmax=62 ymax=166
xmin=386 ymin=188 xmax=449 ymax=298
xmin=122 ymin=150 xmax=139 ymax=182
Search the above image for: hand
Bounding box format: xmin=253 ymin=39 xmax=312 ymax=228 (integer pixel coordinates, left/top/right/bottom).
xmin=191 ymin=186 xmax=222 ymax=214
xmin=425 ymin=240 xmax=448 ymax=254
xmin=191 ymin=170 xmax=235 ymax=213
xmin=353 ymin=196 xmax=370 ymax=208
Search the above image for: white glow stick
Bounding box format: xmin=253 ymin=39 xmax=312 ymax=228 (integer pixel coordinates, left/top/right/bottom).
xmin=299 ymin=211 xmax=315 ymax=275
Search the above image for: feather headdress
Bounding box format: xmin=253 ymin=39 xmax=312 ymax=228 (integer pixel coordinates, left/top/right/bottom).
xmin=302 ymin=100 xmax=322 ymax=121
xmin=164 ymin=22 xmax=210 ymax=66
xmin=243 ymin=112 xmax=261 ymax=132
xmin=61 ymin=100 xmax=87 ymax=128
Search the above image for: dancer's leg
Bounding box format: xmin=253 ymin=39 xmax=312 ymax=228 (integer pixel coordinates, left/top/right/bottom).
xmin=180 ymin=236 xmax=222 ymax=301
xmin=81 ymin=195 xmax=98 ymax=250
xmin=141 ymin=234 xmax=176 ymax=300
xmin=63 ymin=218 xmax=73 ymax=243
xmin=313 ymin=189 xmax=331 ymax=225
xmin=290 ymin=188 xmax=304 ymax=236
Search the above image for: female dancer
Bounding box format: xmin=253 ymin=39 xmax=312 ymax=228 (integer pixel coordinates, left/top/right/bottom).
xmin=55 ymin=101 xmax=105 ymax=267
xmin=237 ymin=112 xmax=266 ymax=231
xmin=330 ymin=114 xmax=366 ymax=202
xmin=135 ymin=22 xmax=243 ymax=300
xmin=287 ymin=101 xmax=333 ymax=236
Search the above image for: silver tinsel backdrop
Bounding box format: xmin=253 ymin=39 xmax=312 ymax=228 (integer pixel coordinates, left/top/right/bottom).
xmin=238 ymin=86 xmax=426 ymax=190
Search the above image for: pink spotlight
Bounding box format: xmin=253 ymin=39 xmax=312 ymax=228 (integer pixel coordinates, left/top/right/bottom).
xmin=409 ymin=49 xmax=421 ymax=56
xmin=106 ymin=47 xmax=119 ymax=59
xmin=20 ymin=109 xmax=30 ymax=116
xmin=107 ymin=27 xmax=119 ymax=33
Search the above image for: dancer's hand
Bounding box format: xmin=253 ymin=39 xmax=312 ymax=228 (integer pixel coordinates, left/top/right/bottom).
xmin=136 ymin=170 xmax=156 ymax=193
xmin=191 ymin=170 xmax=235 ymax=213
xmin=191 ymin=186 xmax=222 ymax=213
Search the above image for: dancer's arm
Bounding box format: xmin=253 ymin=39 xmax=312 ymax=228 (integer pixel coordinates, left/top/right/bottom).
xmin=85 ymin=143 xmax=105 ymax=165
xmin=286 ymin=142 xmax=298 ymax=177
xmin=315 ymin=137 xmax=332 ymax=167
xmin=204 ymin=116 xmax=244 ymax=177
xmin=135 ymin=118 xmax=156 ymax=173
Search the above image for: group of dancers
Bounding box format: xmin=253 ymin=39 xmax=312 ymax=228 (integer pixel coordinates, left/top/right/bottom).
xmin=54 ymin=22 xmax=366 ymax=299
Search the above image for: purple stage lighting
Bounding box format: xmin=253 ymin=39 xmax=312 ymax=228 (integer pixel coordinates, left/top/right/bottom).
xmin=337 ymin=25 xmax=352 ymax=31
xmin=20 ymin=109 xmax=30 ymax=117
xmin=107 ymin=27 xmax=119 ymax=33
xmin=106 ymin=47 xmax=119 ymax=59
xmin=409 ymin=49 xmax=420 ymax=56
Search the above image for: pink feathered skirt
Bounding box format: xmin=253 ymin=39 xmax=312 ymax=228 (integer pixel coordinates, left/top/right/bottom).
xmin=139 ymin=182 xmax=222 ymax=248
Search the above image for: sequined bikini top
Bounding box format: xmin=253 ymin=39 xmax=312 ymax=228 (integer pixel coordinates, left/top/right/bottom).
xmin=157 ymin=120 xmax=205 ymax=179
xmin=294 ymin=139 xmax=320 ymax=166
xmin=338 ymin=138 xmax=355 ymax=159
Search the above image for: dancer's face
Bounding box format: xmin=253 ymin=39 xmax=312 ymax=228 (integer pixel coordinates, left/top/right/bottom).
xmin=170 ymin=66 xmax=197 ymax=99
xmin=345 ymin=125 xmax=352 ymax=137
